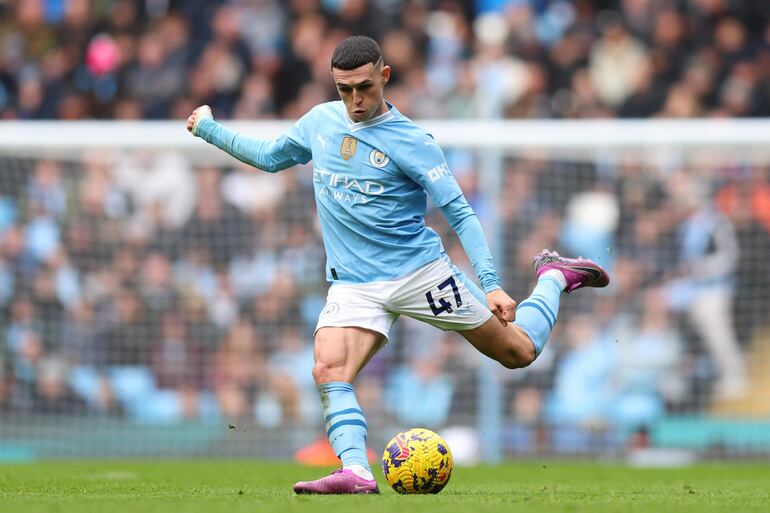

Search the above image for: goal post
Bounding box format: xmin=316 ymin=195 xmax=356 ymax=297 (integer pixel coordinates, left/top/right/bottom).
xmin=0 ymin=118 xmax=769 ymax=461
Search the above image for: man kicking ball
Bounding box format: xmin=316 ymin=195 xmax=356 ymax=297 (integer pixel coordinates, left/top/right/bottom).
xmin=187 ymin=35 xmax=609 ymax=494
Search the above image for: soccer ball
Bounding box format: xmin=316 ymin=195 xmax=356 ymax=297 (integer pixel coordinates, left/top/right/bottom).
xmin=381 ymin=428 xmax=453 ymax=494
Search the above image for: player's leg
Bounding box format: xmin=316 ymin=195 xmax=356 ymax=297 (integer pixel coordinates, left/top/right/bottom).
xmin=687 ymin=288 xmax=747 ymax=398
xmin=294 ymin=283 xmax=397 ymax=495
xmin=461 ymin=249 xmax=609 ymax=367
xmin=389 ymin=257 xmax=531 ymax=363
xmin=458 ymin=313 xmax=538 ymax=368
xmin=294 ymin=327 xmax=385 ymax=495
xmin=313 ymin=326 xmax=385 ymax=384
xmin=313 ymin=326 xmax=383 ymax=478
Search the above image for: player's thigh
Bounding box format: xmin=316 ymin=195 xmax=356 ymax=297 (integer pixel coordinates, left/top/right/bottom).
xmin=314 ymin=326 xmax=386 ymax=383
xmin=313 ymin=282 xmax=396 ymax=383
xmin=457 ymin=316 xmax=536 ymax=369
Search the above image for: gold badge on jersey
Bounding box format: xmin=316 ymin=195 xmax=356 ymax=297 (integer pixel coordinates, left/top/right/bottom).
xmin=340 ymin=136 xmax=357 ymax=160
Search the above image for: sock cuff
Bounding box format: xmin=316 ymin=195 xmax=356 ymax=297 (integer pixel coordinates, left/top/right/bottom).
xmin=538 ymin=273 xmax=565 ymax=293
xmin=317 ymin=381 xmax=354 ymax=394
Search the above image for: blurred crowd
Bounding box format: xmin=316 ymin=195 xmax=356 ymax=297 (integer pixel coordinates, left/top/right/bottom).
xmin=1 ymin=0 xmax=770 ymax=455
xmin=0 ymin=0 xmax=768 ymax=121
xmin=0 ymin=156 xmax=325 ymax=423
xmin=489 ymin=157 xmax=770 ymax=452
xmin=1 ymin=149 xmax=769 ymax=453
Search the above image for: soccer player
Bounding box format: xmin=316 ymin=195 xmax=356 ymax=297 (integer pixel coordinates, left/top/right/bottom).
xmin=187 ymin=35 xmax=608 ymax=494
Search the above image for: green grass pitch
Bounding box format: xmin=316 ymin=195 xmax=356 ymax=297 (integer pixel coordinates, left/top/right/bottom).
xmin=1 ymin=461 xmax=768 ymax=513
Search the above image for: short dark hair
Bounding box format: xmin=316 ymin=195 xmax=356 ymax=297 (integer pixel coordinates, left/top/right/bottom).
xmin=331 ymin=35 xmax=382 ymax=70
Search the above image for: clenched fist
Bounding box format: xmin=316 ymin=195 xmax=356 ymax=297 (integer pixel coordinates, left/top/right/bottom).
xmin=186 ymin=105 xmax=213 ymax=136
xmin=486 ymin=289 xmax=517 ymax=327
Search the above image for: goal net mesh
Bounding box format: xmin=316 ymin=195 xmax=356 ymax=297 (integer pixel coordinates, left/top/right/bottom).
xmin=0 ymin=121 xmax=769 ymax=461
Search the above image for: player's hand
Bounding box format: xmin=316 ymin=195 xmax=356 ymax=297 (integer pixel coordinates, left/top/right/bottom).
xmin=486 ymin=289 xmax=517 ymax=327
xmin=186 ymin=105 xmax=213 ymax=136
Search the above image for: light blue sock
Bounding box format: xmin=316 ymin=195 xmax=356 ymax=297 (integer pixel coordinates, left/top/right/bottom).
xmin=318 ymin=382 xmax=371 ymax=470
xmin=514 ymin=275 xmax=563 ymax=356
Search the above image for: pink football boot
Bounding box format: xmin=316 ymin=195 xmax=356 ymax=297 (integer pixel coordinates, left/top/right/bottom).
xmin=533 ymin=249 xmax=610 ymax=293
xmin=293 ymin=469 xmax=380 ymax=495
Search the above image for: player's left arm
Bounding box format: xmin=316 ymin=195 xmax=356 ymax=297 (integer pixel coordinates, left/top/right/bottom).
xmin=400 ymin=134 xmax=516 ymax=325
xmin=439 ymin=196 xmax=517 ymax=325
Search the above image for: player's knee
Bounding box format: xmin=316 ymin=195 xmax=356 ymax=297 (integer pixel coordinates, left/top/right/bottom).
xmin=499 ymin=340 xmax=537 ymax=369
xmin=312 ymin=360 xmax=339 ymax=385
xmin=518 ymin=345 xmax=538 ymax=368
xmin=311 ymin=361 xmax=328 ymax=384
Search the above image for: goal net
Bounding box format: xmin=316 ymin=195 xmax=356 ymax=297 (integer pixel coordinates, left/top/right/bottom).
xmin=0 ymin=119 xmax=769 ymax=462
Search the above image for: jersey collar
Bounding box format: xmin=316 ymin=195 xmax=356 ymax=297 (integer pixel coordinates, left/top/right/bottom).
xmin=344 ymin=101 xmax=396 ymax=132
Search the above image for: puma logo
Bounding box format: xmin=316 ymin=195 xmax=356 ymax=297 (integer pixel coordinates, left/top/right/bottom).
xmin=574 ymin=266 xmax=601 ymax=280
xmin=317 ymin=134 xmax=326 ymax=149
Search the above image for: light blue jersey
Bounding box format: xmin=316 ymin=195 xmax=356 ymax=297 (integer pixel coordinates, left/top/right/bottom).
xmin=196 ymin=101 xmax=501 ymax=293
xmin=276 ymin=101 xmax=461 ymax=283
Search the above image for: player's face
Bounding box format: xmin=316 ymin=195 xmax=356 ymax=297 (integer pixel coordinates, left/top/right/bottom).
xmin=332 ymin=61 xmax=391 ymax=122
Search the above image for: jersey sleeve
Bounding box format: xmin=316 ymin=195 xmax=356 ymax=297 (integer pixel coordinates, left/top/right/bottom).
xmin=439 ymin=196 xmax=502 ymax=293
xmin=195 ymin=107 xmax=316 ymax=171
xmin=274 ymin=108 xmax=314 ymax=165
xmin=399 ymin=132 xmax=463 ymax=207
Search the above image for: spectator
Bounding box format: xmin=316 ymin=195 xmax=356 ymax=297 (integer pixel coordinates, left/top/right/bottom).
xmin=265 ymin=327 xmax=317 ymax=424
xmin=182 ymin=166 xmax=252 ymax=269
xmin=589 ymin=13 xmax=648 ymax=109
xmin=99 ymin=288 xmax=154 ymax=366
xmin=611 ymin=288 xmax=684 ymax=429
xmin=664 ymin=171 xmax=746 ymax=399
xmin=150 ymin=310 xmax=204 ymax=391
xmin=213 ymin=317 xmax=265 ymax=420
xmin=716 ymin=165 xmax=770 ymax=347
xmin=384 ymin=353 xmax=454 ymax=428
xmin=33 ymin=356 xmax=88 ymax=414
xmin=5 ymin=298 xmax=44 ymax=398
xmin=546 ymin=314 xmax=615 ymax=426
xmin=113 ymin=151 xmax=196 ymax=231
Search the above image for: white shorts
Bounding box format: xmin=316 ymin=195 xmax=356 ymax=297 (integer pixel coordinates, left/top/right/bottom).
xmin=315 ymin=257 xmax=493 ymax=341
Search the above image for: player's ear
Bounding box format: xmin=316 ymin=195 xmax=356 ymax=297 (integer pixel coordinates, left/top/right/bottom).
xmin=381 ymin=65 xmax=391 ymax=85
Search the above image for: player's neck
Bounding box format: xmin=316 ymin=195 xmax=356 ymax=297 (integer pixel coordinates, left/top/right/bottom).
xmin=371 ymin=100 xmax=390 ymax=119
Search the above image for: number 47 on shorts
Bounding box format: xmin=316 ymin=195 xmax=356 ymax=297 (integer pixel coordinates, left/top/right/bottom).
xmin=425 ymin=276 xmax=462 ymax=316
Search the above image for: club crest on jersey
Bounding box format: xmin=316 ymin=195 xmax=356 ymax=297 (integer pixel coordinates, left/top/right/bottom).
xmin=340 ymin=136 xmax=357 ymax=160
xmin=369 ymin=149 xmax=390 ymax=168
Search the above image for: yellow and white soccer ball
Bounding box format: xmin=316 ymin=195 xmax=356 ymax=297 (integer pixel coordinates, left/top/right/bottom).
xmin=381 ymin=428 xmax=453 ymax=494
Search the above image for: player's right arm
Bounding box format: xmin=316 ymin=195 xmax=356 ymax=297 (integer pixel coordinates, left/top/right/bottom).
xmin=186 ymin=105 xmax=312 ymax=172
